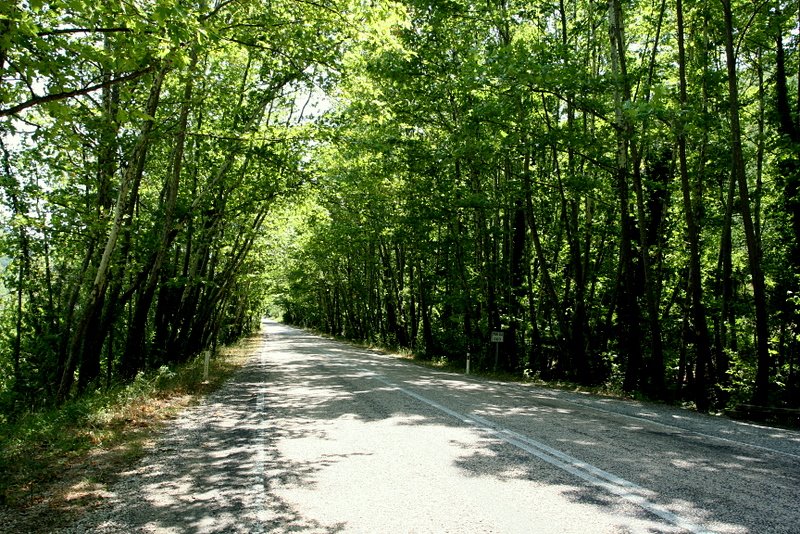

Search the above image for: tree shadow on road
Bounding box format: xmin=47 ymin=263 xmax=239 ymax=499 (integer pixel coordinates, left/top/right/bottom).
xmin=64 ymin=330 xmax=348 ymax=533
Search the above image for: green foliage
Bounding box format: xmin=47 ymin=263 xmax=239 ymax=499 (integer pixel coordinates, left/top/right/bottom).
xmin=0 ymin=0 xmax=350 ymax=414
xmin=2 ymin=0 xmax=799 ymax=422
xmin=264 ymin=0 xmax=800 ymax=412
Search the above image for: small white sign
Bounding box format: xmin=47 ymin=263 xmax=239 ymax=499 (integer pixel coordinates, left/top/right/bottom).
xmin=491 ymin=331 xmax=504 ymax=343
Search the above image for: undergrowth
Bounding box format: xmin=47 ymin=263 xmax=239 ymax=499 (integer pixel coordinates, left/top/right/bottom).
xmin=0 ymin=334 xmax=255 ymax=529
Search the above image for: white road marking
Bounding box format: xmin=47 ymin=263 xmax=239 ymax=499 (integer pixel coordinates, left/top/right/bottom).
xmin=359 ymin=368 xmax=717 ymax=534
xmin=551 ymin=397 xmax=800 ymax=462
xmin=368 ymin=354 xmax=800 ymax=462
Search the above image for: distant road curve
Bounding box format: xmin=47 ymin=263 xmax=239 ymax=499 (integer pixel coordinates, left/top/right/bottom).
xmin=65 ymin=320 xmax=800 ymax=533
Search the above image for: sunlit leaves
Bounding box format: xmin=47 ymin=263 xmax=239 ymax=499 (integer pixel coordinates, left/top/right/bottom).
xmin=267 ymin=0 xmax=800 ymax=404
xmin=0 ymin=0 xmax=351 ymax=410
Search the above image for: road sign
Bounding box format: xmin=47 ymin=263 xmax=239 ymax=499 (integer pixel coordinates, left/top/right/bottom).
xmin=491 ymin=331 xmax=504 ymax=343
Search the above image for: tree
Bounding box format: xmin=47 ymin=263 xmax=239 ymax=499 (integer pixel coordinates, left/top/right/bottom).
xmin=0 ymin=0 xmax=348 ymax=412
xmin=268 ymin=0 xmax=798 ymax=412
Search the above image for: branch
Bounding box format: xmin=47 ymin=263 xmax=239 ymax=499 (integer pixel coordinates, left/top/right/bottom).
xmin=38 ymin=27 xmax=135 ymax=36
xmin=202 ymin=0 xmax=242 ymax=21
xmin=735 ymin=0 xmax=772 ymax=59
xmin=0 ymin=66 xmax=155 ymax=118
xmin=186 ymin=131 xmax=285 ymax=143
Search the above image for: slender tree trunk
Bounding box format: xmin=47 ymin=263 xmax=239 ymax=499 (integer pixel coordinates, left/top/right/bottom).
xmin=13 ymin=243 xmax=24 ymax=402
xmin=508 ymin=193 xmax=526 ymax=372
xmin=379 ymin=240 xmax=406 ymax=347
xmin=608 ymin=0 xmax=643 ymax=393
xmin=0 ymin=141 xmax=28 ymax=405
xmin=630 ymin=0 xmax=667 ymax=398
xmin=523 ymin=151 xmax=568 ymax=354
xmin=121 ymin=52 xmax=198 ymax=376
xmin=418 ymin=258 xmax=435 ymax=356
xmin=526 ymin=255 xmax=541 ymax=373
xmin=717 ymin=168 xmax=738 ymax=366
xmin=721 ymin=0 xmax=771 ymax=406
xmin=75 ymin=57 xmax=121 ymax=392
xmin=677 ymin=0 xmax=713 ymax=411
xmin=774 ymin=5 xmax=800 ymax=407
xmin=59 ymin=64 xmax=168 ymax=400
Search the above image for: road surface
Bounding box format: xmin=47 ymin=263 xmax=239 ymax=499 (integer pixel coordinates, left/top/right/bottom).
xmin=67 ymin=320 xmax=800 ymax=533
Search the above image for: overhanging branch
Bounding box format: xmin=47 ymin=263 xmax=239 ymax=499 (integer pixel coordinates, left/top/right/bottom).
xmin=0 ymin=65 xmax=156 ymax=118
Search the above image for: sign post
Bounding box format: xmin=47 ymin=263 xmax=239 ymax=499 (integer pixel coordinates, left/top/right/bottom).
xmin=491 ymin=331 xmax=504 ymax=372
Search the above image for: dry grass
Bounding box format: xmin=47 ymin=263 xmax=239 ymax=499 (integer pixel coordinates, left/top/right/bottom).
xmin=0 ymin=332 xmax=260 ymax=533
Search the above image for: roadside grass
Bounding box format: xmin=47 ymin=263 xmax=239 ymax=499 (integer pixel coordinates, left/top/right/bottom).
xmin=0 ymin=331 xmax=260 ymax=532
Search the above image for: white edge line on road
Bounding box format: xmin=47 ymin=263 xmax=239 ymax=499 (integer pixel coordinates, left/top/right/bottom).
xmin=556 ymin=397 xmax=800 ymax=462
xmin=360 ymin=369 xmax=716 ymax=534
xmin=400 ymin=361 xmax=800 ymax=462
xmin=338 ymin=336 xmax=800 ymax=462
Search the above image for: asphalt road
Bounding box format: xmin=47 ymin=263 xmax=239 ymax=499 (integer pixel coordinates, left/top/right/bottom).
xmin=67 ymin=320 xmax=800 ymax=533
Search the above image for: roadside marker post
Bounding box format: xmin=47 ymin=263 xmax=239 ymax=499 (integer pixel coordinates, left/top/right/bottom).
xmin=203 ymin=350 xmax=211 ymax=382
xmin=466 ymin=352 xmax=470 ymax=375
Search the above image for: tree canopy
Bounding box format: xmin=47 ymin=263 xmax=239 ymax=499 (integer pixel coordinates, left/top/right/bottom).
xmin=1 ymin=0 xmax=799 ymax=416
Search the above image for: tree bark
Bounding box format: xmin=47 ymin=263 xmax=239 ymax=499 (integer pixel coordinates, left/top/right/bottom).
xmin=0 ymin=140 xmax=29 ymax=405
xmin=630 ymin=0 xmax=667 ymax=398
xmin=677 ymin=0 xmax=713 ymax=411
xmin=523 ymin=151 xmax=568 ymax=356
xmin=121 ymin=52 xmax=198 ymax=377
xmin=721 ymin=0 xmax=771 ymax=406
xmin=774 ymin=7 xmax=800 ymax=407
xmin=59 ymin=64 xmax=168 ymax=400
xmin=607 ymin=0 xmax=643 ymax=393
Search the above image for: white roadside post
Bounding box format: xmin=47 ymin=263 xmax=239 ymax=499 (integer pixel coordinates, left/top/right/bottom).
xmin=466 ymin=352 xmax=470 ymax=375
xmin=203 ymin=350 xmax=211 ymax=382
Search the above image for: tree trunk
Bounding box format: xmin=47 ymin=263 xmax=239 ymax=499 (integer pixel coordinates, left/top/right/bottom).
xmin=523 ymin=151 xmax=568 ymax=355
xmin=721 ymin=0 xmax=771 ymax=406
xmin=418 ymin=258 xmax=435 ymax=356
xmin=121 ymin=52 xmax=197 ymax=377
xmin=0 ymin=140 xmax=29 ymax=406
xmin=630 ymin=0 xmax=667 ymax=398
xmin=59 ymin=64 xmax=168 ymax=400
xmin=508 ymin=193 xmax=526 ymax=373
xmin=607 ymin=0 xmax=643 ymax=393
xmin=774 ymin=5 xmax=800 ymax=407
xmin=677 ymin=0 xmax=713 ymax=411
